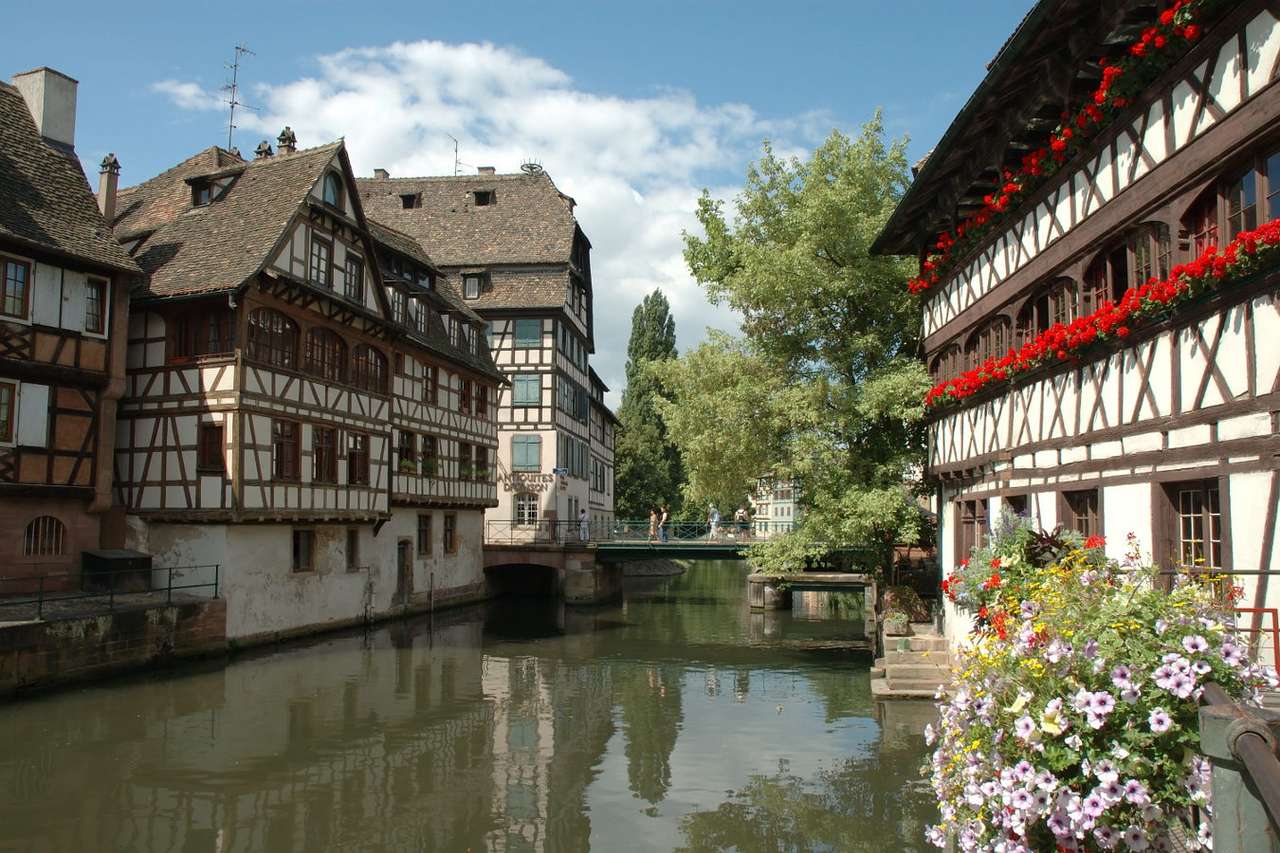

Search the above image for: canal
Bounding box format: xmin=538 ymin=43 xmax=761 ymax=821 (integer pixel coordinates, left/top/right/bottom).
xmin=0 ymin=560 xmax=936 ymax=852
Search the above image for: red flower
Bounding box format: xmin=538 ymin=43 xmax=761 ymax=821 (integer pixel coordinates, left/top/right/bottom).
xmin=1184 ymin=24 xmax=1201 ymax=40
xmin=1084 ymin=534 xmax=1106 ymax=550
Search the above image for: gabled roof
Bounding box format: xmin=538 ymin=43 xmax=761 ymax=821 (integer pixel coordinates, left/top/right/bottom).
xmin=125 ymin=142 xmax=345 ymax=299
xmin=0 ymin=81 xmax=139 ymax=274
xmin=356 ymin=170 xmax=578 ymax=267
xmin=113 ymin=146 xmax=245 ymax=240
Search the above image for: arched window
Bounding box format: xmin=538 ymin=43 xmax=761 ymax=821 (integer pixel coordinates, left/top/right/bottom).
xmin=1047 ymin=278 xmax=1079 ymax=327
xmin=1084 ymin=243 xmax=1129 ymax=311
xmin=964 ymin=317 xmax=1010 ymax=369
xmin=352 ymin=344 xmax=388 ymax=394
xmin=1182 ymin=186 xmax=1219 ymax=257
xmin=929 ymin=344 xmax=963 ymax=380
xmin=23 ymin=516 xmax=65 ymax=556
xmin=322 ymin=172 xmax=343 ymax=208
xmin=305 ymin=328 xmax=346 ymax=382
xmin=1225 ymin=163 xmax=1258 ymax=239
xmin=247 ymin=309 xmax=299 ymax=369
xmin=1128 ymin=223 xmax=1172 ymax=288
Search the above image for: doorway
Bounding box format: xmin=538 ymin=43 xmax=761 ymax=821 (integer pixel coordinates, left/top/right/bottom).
xmin=395 ymin=539 xmax=413 ymax=605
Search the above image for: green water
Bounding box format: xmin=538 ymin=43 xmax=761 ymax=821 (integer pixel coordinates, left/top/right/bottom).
xmin=0 ymin=561 xmax=936 ymax=852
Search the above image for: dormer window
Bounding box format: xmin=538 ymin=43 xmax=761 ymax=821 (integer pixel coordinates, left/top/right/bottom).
xmin=463 ymin=273 xmax=483 ymax=300
xmin=473 ymin=190 xmax=495 ymax=207
xmin=322 ymin=172 xmax=343 ymax=208
xmin=192 ymin=181 xmax=212 ymax=207
xmin=400 ymin=193 xmax=421 ymax=209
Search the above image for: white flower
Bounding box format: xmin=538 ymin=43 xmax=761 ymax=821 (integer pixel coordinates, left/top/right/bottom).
xmin=1149 ymin=708 xmax=1173 ymax=733
xmin=1124 ymin=825 xmax=1150 ymax=850
xmin=1182 ymin=634 xmax=1209 ymax=654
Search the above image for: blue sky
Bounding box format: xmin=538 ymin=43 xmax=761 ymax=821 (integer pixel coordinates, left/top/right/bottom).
xmin=10 ymin=0 xmax=1030 ymax=401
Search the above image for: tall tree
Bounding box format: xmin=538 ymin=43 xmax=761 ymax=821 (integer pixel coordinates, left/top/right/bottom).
xmin=614 ymin=289 xmax=683 ymax=518
xmin=657 ymin=116 xmax=931 ymax=572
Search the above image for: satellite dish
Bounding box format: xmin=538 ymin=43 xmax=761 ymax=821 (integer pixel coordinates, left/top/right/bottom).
xmin=521 ymin=161 xmax=544 ymax=175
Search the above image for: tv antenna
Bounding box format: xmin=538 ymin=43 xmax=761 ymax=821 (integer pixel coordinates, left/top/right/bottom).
xmin=223 ymin=44 xmax=257 ymax=150
xmin=445 ymin=133 xmax=460 ymax=175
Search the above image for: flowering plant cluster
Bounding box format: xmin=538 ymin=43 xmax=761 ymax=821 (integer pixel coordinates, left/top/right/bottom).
xmin=909 ymin=0 xmax=1220 ymax=296
xmin=925 ymin=217 xmax=1280 ymax=410
xmin=927 ymin=520 xmax=1275 ymax=852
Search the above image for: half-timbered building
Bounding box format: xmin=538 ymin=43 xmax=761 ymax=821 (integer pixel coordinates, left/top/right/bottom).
xmin=109 ymin=131 xmax=497 ymax=640
xmin=0 ymin=68 xmax=141 ymax=588
xmin=873 ymin=0 xmax=1280 ymax=656
xmin=358 ymin=164 xmax=616 ymax=537
xmin=587 ymin=368 xmax=617 ymax=532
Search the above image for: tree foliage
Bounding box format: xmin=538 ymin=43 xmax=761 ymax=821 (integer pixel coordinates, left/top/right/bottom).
xmin=658 ymin=116 xmax=931 ymax=573
xmin=614 ymin=289 xmax=684 ymax=518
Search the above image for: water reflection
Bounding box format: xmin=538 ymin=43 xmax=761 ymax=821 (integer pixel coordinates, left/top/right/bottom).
xmin=0 ymin=561 xmax=935 ymax=852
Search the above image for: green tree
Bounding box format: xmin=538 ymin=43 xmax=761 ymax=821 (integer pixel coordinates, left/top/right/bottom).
xmin=658 ymin=116 xmax=931 ymax=573
xmin=615 ymin=289 xmax=684 ymax=518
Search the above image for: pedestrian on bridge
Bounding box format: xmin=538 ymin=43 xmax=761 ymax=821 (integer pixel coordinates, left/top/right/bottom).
xmin=579 ymin=507 xmax=590 ymax=542
xmin=648 ymin=508 xmax=658 ymax=542
xmin=659 ymin=505 xmax=670 ymax=543
xmin=707 ymin=505 xmax=720 ymax=541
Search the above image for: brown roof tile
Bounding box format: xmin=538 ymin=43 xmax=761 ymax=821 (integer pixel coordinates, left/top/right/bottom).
xmin=0 ymin=82 xmax=139 ymax=274
xmin=113 ymin=146 xmax=244 ymax=240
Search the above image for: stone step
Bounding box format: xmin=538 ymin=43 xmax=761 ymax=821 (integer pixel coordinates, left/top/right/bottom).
xmin=887 ymin=676 xmax=949 ymax=693
xmin=871 ymin=679 xmax=939 ymax=700
xmin=870 ymin=664 xmax=885 ymax=679
xmin=885 ymin=649 xmax=948 ymax=666
xmin=908 ymin=636 xmax=949 ymax=652
xmin=885 ymin=663 xmax=951 ymax=680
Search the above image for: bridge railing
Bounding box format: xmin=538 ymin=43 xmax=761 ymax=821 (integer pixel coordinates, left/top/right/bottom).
xmin=484 ymin=519 xmax=796 ymax=546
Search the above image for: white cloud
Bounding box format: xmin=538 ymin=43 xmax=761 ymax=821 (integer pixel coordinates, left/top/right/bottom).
xmin=153 ymin=40 xmax=829 ymax=408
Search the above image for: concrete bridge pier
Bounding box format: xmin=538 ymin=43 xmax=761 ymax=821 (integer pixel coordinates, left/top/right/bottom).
xmin=483 ymin=544 xmax=623 ymax=605
xmin=747 ymin=575 xmax=793 ymax=610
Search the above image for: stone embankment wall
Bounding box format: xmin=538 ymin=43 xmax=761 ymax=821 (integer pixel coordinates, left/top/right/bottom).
xmin=0 ymin=598 xmax=226 ymax=698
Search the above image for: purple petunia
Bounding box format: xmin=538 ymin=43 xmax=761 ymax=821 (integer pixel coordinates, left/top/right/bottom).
xmin=1182 ymin=634 xmax=1209 ymax=654
xmin=1149 ymin=708 xmax=1172 ymax=733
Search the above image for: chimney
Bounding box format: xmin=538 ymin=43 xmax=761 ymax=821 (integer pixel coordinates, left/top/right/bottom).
xmin=477 ymin=166 xmax=495 ymax=175
xmin=277 ymin=126 xmax=297 ymax=155
xmin=254 ymin=140 xmax=274 ymax=160
xmin=97 ymin=153 xmax=120 ymax=222
xmin=373 ymin=168 xmax=390 ymax=180
xmin=12 ymin=67 xmax=78 ymax=148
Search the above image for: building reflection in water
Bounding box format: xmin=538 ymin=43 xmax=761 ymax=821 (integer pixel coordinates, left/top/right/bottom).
xmin=0 ymin=562 xmax=935 ymax=852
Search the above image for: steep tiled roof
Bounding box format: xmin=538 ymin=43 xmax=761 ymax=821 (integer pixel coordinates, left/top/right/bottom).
xmin=0 ymin=81 xmax=139 ymax=274
xmin=437 ymin=267 xmax=569 ymax=312
xmin=128 ymin=142 xmax=343 ymax=299
xmin=366 ymin=218 xmax=439 ymax=274
xmin=356 ymin=171 xmax=577 ymax=267
xmin=113 ymin=146 xmax=244 ymax=240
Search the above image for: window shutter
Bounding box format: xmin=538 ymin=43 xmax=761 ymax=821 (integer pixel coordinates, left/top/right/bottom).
xmin=16 ymin=383 xmax=49 ymax=447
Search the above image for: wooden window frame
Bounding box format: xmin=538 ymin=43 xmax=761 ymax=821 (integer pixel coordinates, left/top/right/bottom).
xmin=1128 ymin=222 xmax=1172 ymax=288
xmin=197 ymin=423 xmax=225 ymax=474
xmin=84 ymin=278 xmax=106 ymax=334
xmin=513 ymin=318 xmax=541 ymax=348
xmin=459 ymin=379 xmax=472 ymax=415
xmin=955 ymin=498 xmax=988 ymax=563
xmin=417 ymin=513 xmax=432 ymax=556
xmin=352 ymin=345 xmax=388 ymax=395
xmin=397 ymin=429 xmax=417 ymax=474
xmin=463 ymin=273 xmax=483 ymax=300
xmin=272 ymin=419 xmax=301 ymax=482
xmin=476 ymin=384 xmax=489 ymax=421
xmin=0 ymin=382 xmax=14 ymax=443
xmin=344 ymin=255 xmax=365 ymax=303
xmin=512 ymin=374 xmax=540 ymax=406
xmin=347 ymin=431 xmax=371 ymax=486
xmin=1156 ymin=479 xmax=1229 ymax=575
xmin=1059 ymin=488 xmax=1102 ymax=538
xmin=309 ymin=236 xmax=334 ymax=290
xmin=1 ymin=255 xmax=31 ymax=320
xmin=304 ymin=327 xmax=347 ymax=383
xmin=458 ymin=441 xmax=473 ymax=480
xmin=312 ymin=426 xmax=338 ymax=484
xmin=474 ymin=445 xmax=490 ymax=481
xmin=322 ymin=172 xmax=344 ymax=209
xmin=170 ymin=306 xmax=235 ymax=363
xmin=247 ymin=309 xmax=299 ymax=370
xmin=421 ymin=435 xmax=438 ymax=477
xmin=292 ymin=529 xmax=315 ymax=573
xmin=443 ymin=512 xmax=457 ymax=554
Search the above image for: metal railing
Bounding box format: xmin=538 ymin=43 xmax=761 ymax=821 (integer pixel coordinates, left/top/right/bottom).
xmin=484 ymin=519 xmax=795 ymax=545
xmin=0 ymin=564 xmax=221 ymax=622
xmin=1199 ymin=683 xmax=1280 ymax=852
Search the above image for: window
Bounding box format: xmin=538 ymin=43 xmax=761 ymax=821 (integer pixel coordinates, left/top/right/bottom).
xmin=1225 ymin=166 xmax=1258 ymax=239
xmin=421 ymin=435 xmax=438 ymax=476
xmin=305 ymin=328 xmax=347 ymax=382
xmin=1005 ymin=494 xmax=1029 ymax=517
xmin=1128 ymin=223 xmax=1172 ymax=287
xmin=172 ymin=308 xmax=235 ymax=360
xmin=459 ymin=379 xmax=472 ymax=415
xmin=443 ymin=512 xmax=457 ymax=553
xmin=1047 ymin=279 xmax=1078 ymax=327
xmin=292 ymin=530 xmax=315 ymax=572
xmin=513 ymin=375 xmax=540 ymax=405
xmin=197 ymin=423 xmax=224 ymax=474
xmin=1084 ymin=243 xmax=1129 ymax=307
xmin=458 ymin=442 xmax=473 ymax=479
xmin=346 ymin=529 xmax=360 ymax=572
xmin=192 ymin=181 xmax=212 ymax=206
xmin=514 ymin=318 xmax=541 ymax=347
xmin=2 ymin=257 xmax=30 ymax=319
xmin=965 ymin=318 xmax=1010 ymax=369
xmin=475 ymin=446 xmax=490 ymax=480
xmin=393 ymin=291 xmax=408 ymax=326
xmin=515 ymin=493 xmax=539 ymax=526
xmin=352 ymin=345 xmax=388 ymax=394
xmin=0 ymin=382 xmax=13 ymax=442
xmin=1183 ymin=186 xmax=1219 ymax=257
xmin=424 ymin=364 xmax=439 ymax=405
xmin=23 ymin=516 xmax=66 ymax=556
xmin=397 ymin=430 xmax=417 ymax=473
xmin=310 ymin=237 xmax=333 ymax=289
xmin=473 ymin=190 xmax=494 ymax=206
xmin=476 ymin=385 xmax=489 ymax=420
xmin=248 ymin=309 xmax=299 ymax=369
xmin=1171 ymin=481 xmax=1224 ymax=571
xmin=1268 ymin=149 xmax=1280 ymax=222
xmin=348 ymin=432 xmax=370 ymax=485
xmin=417 ymin=514 xmax=432 ymax=555
xmin=463 ymin=274 xmax=482 ymax=299
xmin=313 ymin=426 xmax=337 ymax=483
xmin=1062 ymin=489 xmax=1100 ymax=537
xmin=929 ymin=345 xmax=964 ymax=381
xmin=414 ymin=300 xmax=430 ymax=336
xmin=84 ymin=279 xmax=105 ymax=333
xmin=956 ymin=499 xmax=988 ymax=561
xmin=344 ymin=255 xmax=364 ymax=303
xmin=322 ymin=172 xmax=343 ymax=208
xmin=400 ymin=193 xmax=421 ymax=209
xmin=512 ymin=435 xmax=541 ymax=472
xmin=272 ymin=419 xmax=300 ymax=481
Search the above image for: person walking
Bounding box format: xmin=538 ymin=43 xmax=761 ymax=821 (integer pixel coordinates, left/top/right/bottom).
xmin=578 ymin=507 xmax=590 ymax=542
xmin=659 ymin=505 xmax=670 ymax=543
xmin=735 ymin=506 xmax=750 ymax=539
xmin=648 ymin=508 xmax=658 ymax=542
xmin=707 ymin=505 xmax=720 ymax=541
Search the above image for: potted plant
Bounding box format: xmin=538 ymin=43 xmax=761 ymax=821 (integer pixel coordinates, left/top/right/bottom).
xmin=882 ymin=610 xmax=911 ymax=636
xmin=398 ymin=459 xmax=418 ymax=474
